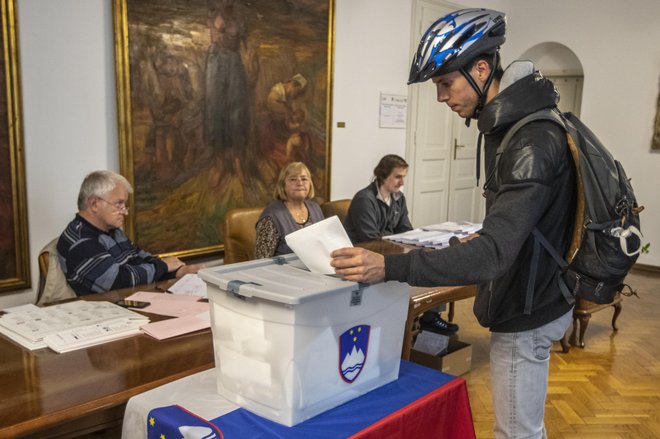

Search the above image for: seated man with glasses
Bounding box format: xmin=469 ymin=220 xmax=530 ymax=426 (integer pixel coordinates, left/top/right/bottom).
xmin=57 ymin=170 xmax=202 ymax=296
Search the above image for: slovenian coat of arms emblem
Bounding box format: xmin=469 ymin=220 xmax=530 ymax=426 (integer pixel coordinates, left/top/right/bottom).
xmin=338 ymin=325 xmax=370 ymax=383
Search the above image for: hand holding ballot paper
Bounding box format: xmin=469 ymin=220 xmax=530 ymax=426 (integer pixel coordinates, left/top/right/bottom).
xmin=331 ymin=221 xmax=482 ymax=284
xmin=285 ymin=215 xmax=353 ymax=274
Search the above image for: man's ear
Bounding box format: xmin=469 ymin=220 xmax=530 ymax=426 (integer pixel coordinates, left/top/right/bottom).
xmin=87 ymin=197 xmax=99 ymax=213
xmin=474 ymin=59 xmax=492 ymax=81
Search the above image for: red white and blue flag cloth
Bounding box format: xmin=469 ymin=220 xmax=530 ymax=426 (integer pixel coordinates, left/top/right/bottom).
xmin=146 ymin=360 xmax=475 ymax=439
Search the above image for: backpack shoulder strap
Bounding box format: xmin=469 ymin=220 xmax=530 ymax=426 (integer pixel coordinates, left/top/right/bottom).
xmin=497 ymin=108 xmax=566 ymax=156
xmin=498 ymin=109 xmax=576 ymax=312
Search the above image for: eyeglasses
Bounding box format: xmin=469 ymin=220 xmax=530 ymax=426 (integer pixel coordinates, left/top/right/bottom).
xmin=97 ymin=197 xmax=129 ymax=212
xmin=286 ymin=176 xmax=310 ymax=184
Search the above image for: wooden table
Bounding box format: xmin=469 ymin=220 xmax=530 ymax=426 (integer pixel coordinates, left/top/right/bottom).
xmin=357 ymin=240 xmax=477 ymax=360
xmin=0 ymin=281 xmax=215 ymax=438
xmin=0 ymin=244 xmax=476 ymax=437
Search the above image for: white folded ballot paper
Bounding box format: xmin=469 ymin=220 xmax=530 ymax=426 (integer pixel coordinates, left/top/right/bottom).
xmin=285 ymin=215 xmax=353 ymax=274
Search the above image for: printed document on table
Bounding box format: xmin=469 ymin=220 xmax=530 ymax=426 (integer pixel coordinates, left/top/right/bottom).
xmin=285 ymin=215 xmax=353 ymax=274
xmin=0 ymin=301 xmax=149 ymax=351
xmin=43 ymin=317 xmax=147 ymax=353
xmin=168 ymin=273 xmax=207 ymax=298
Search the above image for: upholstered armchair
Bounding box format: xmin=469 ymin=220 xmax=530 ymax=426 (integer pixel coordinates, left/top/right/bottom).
xmin=320 ymin=199 xmax=351 ymax=224
xmin=36 ymin=238 xmax=77 ymax=305
xmin=222 ymin=206 xmax=264 ymax=264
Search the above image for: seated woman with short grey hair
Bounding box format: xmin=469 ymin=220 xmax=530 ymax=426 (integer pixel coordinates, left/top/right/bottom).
xmin=255 ymin=162 xmax=324 ymax=258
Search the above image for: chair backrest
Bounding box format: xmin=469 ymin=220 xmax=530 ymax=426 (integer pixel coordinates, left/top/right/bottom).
xmin=36 ymin=237 xmax=77 ymax=305
xmin=320 ymin=199 xmax=352 ymax=224
xmin=222 ymin=206 xmax=264 ymax=265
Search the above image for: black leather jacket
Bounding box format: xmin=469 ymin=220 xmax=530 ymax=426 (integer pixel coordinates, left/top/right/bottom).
xmin=386 ymin=70 xmax=575 ymax=332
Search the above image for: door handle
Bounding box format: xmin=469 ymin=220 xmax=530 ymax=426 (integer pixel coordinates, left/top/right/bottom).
xmin=453 ymin=139 xmax=464 ymax=159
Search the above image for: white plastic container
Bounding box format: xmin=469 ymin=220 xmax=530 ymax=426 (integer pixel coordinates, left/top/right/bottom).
xmin=198 ymin=255 xmax=408 ymax=426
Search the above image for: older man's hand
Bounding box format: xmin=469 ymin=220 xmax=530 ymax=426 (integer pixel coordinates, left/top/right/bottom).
xmin=330 ymin=247 xmax=385 ymax=284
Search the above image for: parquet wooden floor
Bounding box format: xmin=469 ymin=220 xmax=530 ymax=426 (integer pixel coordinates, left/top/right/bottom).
xmin=455 ymin=268 xmax=660 ymax=439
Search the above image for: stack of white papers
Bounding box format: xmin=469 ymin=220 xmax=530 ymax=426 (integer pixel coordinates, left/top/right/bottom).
xmin=384 ymin=221 xmax=482 ymax=249
xmin=0 ymin=301 xmax=149 ymax=352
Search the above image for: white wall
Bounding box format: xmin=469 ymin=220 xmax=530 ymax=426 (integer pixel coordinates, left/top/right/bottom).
xmin=3 ymin=0 xmax=659 ymax=308
xmin=498 ymin=0 xmax=660 ymax=268
xmin=330 ymin=0 xmax=412 ymax=198
xmin=1 ymin=0 xmax=116 ymax=308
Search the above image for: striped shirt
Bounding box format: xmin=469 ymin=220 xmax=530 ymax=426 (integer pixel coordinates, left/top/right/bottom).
xmin=57 ymin=214 xmax=169 ymax=296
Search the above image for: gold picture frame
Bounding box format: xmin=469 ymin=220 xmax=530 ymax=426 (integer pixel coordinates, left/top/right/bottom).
xmin=653 ymin=78 xmax=660 ymax=150
xmin=113 ymin=0 xmax=334 ymax=258
xmin=0 ymin=0 xmax=29 ymax=293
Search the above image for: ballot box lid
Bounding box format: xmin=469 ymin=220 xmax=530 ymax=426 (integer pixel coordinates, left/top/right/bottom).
xmin=198 ymin=255 xmax=360 ymax=305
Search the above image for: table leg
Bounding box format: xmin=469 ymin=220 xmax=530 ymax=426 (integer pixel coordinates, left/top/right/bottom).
xmin=448 ymin=301 xmax=455 ymax=322
xmin=560 ymin=331 xmax=571 ymax=353
xmin=401 ymin=313 xmax=416 ymax=361
xmin=611 ymin=301 xmax=622 ymax=331
xmin=576 ymin=313 xmax=591 ymax=348
xmin=568 ymin=316 xmax=579 ymax=347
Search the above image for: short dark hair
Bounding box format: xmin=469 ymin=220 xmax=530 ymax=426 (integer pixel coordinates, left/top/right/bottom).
xmin=373 ymin=154 xmax=408 ymax=186
xmin=467 ymin=52 xmax=504 ymax=81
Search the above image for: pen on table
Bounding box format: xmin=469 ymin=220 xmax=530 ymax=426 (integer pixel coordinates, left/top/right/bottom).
xmin=155 ymin=285 xmax=174 ymax=294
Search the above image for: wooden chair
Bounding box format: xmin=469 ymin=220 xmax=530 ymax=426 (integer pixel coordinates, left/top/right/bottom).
xmin=36 ymin=238 xmax=77 ymax=305
xmin=560 ymin=293 xmax=623 ymax=352
xmin=222 ymin=206 xmax=264 ymax=264
xmin=320 ymin=199 xmax=351 ymax=224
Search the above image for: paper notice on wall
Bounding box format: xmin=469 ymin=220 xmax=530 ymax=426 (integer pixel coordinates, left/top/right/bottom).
xmin=379 ymin=93 xmax=407 ymax=129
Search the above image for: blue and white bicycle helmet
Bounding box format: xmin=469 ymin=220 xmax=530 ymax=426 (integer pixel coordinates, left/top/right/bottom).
xmin=409 ymin=9 xmax=506 ymax=184
xmin=408 ymin=8 xmax=506 ymax=84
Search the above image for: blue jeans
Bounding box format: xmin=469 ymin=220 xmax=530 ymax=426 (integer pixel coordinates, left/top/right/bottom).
xmin=490 ymin=309 xmax=573 ymax=439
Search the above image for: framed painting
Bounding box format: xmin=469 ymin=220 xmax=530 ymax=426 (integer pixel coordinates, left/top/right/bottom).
xmin=113 ymin=0 xmax=334 ymax=258
xmin=0 ymin=0 xmax=30 ymax=293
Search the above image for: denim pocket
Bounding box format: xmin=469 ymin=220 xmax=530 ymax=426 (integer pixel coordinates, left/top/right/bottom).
xmin=532 ymin=329 xmax=553 ymax=360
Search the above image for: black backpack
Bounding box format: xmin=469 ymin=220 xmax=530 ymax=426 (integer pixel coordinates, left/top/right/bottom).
xmin=499 ymin=108 xmax=644 ymax=307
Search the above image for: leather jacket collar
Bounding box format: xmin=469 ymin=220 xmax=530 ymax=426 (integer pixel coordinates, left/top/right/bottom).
xmin=477 ymin=71 xmax=559 ymax=135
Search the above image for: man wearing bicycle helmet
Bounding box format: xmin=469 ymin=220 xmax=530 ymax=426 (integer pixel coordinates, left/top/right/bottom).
xmin=332 ymin=8 xmax=575 ymax=438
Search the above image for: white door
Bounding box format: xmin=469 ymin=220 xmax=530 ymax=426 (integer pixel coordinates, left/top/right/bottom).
xmin=447 ymin=117 xmax=485 ymax=222
xmin=407 ymin=0 xmax=485 ymax=227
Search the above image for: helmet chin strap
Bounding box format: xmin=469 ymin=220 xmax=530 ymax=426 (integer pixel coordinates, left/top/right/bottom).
xmin=459 ymin=52 xmax=500 ymax=186
xmin=459 ymin=52 xmax=500 ymax=126
xmin=458 ymin=52 xmax=499 ymax=186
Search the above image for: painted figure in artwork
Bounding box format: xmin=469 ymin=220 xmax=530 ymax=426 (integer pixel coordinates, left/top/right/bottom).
xmin=205 ymin=0 xmax=251 ymax=182
xmin=262 ymin=73 xmax=310 ymax=167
